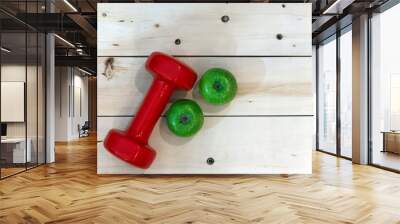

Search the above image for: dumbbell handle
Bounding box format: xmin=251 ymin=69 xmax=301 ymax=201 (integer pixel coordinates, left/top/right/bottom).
xmin=126 ymin=79 xmax=175 ymax=144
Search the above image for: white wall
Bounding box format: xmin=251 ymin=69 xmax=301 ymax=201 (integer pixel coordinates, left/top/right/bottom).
xmin=71 ymin=72 xmax=89 ymax=138
xmin=1 ymin=65 xmax=34 ymax=138
xmin=55 ymin=66 xmax=69 ymax=141
xmin=1 ymin=63 xmax=46 ymax=164
xmin=55 ymin=67 xmax=89 ymax=141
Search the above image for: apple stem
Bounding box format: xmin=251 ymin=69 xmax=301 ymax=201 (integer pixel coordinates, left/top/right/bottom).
xmin=213 ymin=81 xmax=223 ymax=91
xmin=179 ymin=115 xmax=190 ymax=124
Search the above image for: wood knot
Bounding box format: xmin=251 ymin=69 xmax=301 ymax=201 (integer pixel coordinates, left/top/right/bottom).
xmin=102 ymin=57 xmax=114 ymax=80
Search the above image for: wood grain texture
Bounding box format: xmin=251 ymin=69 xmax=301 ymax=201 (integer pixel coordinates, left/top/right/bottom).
xmin=97 ymin=3 xmax=312 ymax=174
xmin=97 ymin=57 xmax=313 ymax=116
xmin=97 ymin=116 xmax=313 ymax=174
xmin=1 ymin=136 xmax=400 ymax=223
xmin=97 ymin=3 xmax=312 ymax=56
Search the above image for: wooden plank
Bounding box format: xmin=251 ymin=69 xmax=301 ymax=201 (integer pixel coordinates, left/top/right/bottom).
xmin=97 ymin=116 xmax=313 ymax=174
xmin=97 ymin=57 xmax=313 ymax=116
xmin=97 ymin=3 xmax=311 ymax=56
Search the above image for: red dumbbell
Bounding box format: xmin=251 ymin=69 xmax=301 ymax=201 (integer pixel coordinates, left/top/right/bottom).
xmin=104 ymin=52 xmax=197 ymax=169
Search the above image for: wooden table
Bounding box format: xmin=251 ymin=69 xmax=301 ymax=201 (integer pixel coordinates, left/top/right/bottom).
xmin=381 ymin=131 xmax=400 ymax=154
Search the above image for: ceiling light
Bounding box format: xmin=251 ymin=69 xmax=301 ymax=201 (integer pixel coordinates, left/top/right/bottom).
xmin=76 ymin=48 xmax=84 ymax=55
xmin=54 ymin=34 xmax=75 ymax=48
xmin=63 ymin=0 xmax=78 ymax=12
xmin=322 ymin=0 xmax=354 ymax=14
xmin=1 ymin=47 xmax=11 ymax=53
xmin=78 ymin=67 xmax=94 ymax=76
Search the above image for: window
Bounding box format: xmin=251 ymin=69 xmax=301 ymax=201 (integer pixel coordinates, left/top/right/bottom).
xmin=0 ymin=1 xmax=47 ymax=179
xmin=370 ymin=3 xmax=400 ymax=171
xmin=317 ymin=37 xmax=337 ymax=154
xmin=340 ymin=28 xmax=352 ymax=158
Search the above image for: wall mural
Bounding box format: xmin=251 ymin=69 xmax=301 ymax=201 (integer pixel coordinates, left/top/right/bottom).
xmin=97 ymin=3 xmax=313 ymax=174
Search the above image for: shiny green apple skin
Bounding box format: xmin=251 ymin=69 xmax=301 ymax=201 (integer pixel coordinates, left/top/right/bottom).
xmin=199 ymin=68 xmax=237 ymax=105
xmin=166 ymin=99 xmax=204 ymax=137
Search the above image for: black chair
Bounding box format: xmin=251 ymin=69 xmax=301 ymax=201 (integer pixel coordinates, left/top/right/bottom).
xmin=78 ymin=121 xmax=90 ymax=138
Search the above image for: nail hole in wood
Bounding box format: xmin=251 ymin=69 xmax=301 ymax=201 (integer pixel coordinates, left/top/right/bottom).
xmin=276 ymin=33 xmax=283 ymax=40
xmin=102 ymin=12 xmax=107 ymax=17
xmin=221 ymin=15 xmax=230 ymax=23
xmin=282 ymin=4 xmax=286 ymax=8
xmin=175 ymin=38 xmax=181 ymax=45
xmin=207 ymin=157 xmax=215 ymax=165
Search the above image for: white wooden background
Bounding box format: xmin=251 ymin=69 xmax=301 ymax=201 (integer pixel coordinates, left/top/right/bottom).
xmin=97 ymin=3 xmax=313 ymax=174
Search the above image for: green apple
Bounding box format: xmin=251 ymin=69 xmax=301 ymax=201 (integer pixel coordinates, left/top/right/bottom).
xmin=166 ymin=99 xmax=204 ymax=137
xmin=199 ymin=68 xmax=237 ymax=105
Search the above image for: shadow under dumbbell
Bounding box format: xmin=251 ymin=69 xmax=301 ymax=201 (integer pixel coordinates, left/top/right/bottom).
xmin=134 ymin=63 xmax=153 ymax=95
